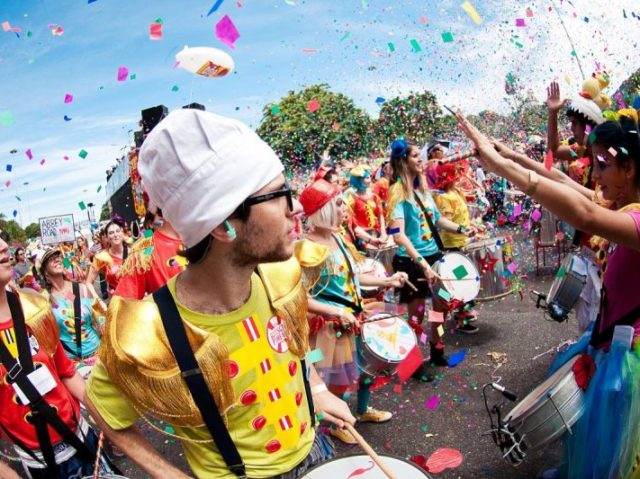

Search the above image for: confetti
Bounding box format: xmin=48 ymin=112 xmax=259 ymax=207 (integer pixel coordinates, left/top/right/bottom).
xmin=425 ymin=448 xmax=464 ymax=473
xmin=117 ymin=66 xmax=129 ymax=81
xmin=207 ymin=0 xmax=226 ymax=15
xmin=448 ymin=349 xmax=467 ymax=367
xmin=0 ymin=111 xmax=15 ymax=127
xmin=26 ymin=149 xmax=33 ymax=160
xmin=452 ymin=264 xmax=468 ymax=279
xmin=425 ymin=395 xmax=440 ymax=410
xmin=171 ymin=85 xmax=179 ymax=92
xmin=544 ymin=150 xmax=553 ymax=170
xmin=428 ymin=310 xmax=444 ymax=323
xmin=305 ymin=348 xmax=324 ymax=364
xmin=215 ymin=15 xmax=240 ymax=48
xmin=64 ymin=115 xmax=72 ymax=121
xmin=97 ymin=185 xmax=102 ymax=193
xmin=441 ymin=31 xmax=454 ymax=43
xmin=78 ymin=201 xmax=87 ymax=210
xmin=461 ymin=1 xmax=483 ymax=25
xmin=5 ymin=164 xmax=11 ymax=172
xmin=64 ymin=93 xmax=73 ymax=103
xmin=387 ymin=42 xmax=395 ymax=52
xmin=516 ymin=18 xmax=526 ymax=27
xmin=39 ymin=159 xmax=45 ymax=165
xmin=410 ymin=39 xmax=421 ymax=52
xmin=78 ymin=149 xmax=88 ymax=159
xmin=271 ymin=105 xmax=280 ymax=115
xmin=149 ymin=22 xmax=163 ymax=40
xmin=396 ymin=346 xmax=423 ymax=381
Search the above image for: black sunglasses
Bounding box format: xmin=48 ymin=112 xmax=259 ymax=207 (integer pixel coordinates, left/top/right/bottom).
xmin=239 ymin=186 xmax=294 ymax=214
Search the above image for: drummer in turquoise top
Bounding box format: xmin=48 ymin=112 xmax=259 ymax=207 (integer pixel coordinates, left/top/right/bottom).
xmin=296 ymin=179 xmax=407 ymax=445
xmin=39 ymin=248 xmax=105 ymax=366
xmin=386 ymin=139 xmax=476 ymax=379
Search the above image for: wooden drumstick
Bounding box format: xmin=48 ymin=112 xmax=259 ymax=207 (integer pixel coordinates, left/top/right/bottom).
xmin=404 ymin=278 xmax=419 ymax=292
xmin=417 ymin=277 xmax=478 ymax=282
xmin=344 ymin=423 xmax=399 ymax=479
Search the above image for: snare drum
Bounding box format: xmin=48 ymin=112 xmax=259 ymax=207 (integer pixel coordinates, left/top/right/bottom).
xmin=462 ymin=237 xmax=510 ymax=300
xmin=432 ymin=252 xmax=480 ymax=303
xmin=500 ymin=355 xmax=585 ymax=465
xmin=545 ymin=252 xmax=588 ymax=321
xmin=358 ymin=314 xmax=417 ymax=377
xmin=366 ymin=243 xmax=398 ymax=273
xmin=358 ymin=258 xmax=387 ymax=299
xmin=302 ymin=454 xmax=432 ymax=478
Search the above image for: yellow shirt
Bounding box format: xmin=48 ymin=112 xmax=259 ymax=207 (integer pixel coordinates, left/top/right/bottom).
xmin=87 ymin=275 xmax=314 ymax=478
xmin=434 ymin=188 xmax=471 ymax=249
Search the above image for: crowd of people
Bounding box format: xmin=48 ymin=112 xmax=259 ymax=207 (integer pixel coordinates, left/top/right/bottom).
xmin=0 ymin=75 xmax=639 ymax=479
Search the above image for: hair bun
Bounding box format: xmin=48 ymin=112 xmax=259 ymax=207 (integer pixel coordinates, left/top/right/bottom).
xmin=391 ymin=139 xmax=408 ymax=159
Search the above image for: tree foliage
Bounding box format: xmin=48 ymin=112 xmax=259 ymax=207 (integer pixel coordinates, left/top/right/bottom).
xmin=257 ymin=84 xmax=374 ymax=170
xmin=374 ymin=91 xmax=446 ymax=148
xmin=24 ymin=222 xmax=40 ymax=239
xmin=0 ymin=220 xmax=27 ymax=244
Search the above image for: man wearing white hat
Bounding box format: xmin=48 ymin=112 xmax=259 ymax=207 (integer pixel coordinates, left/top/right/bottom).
xmin=85 ymin=109 xmax=354 ymax=478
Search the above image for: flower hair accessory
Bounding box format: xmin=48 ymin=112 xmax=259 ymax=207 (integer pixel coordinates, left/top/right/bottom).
xmin=390 ymin=139 xmax=408 ymax=159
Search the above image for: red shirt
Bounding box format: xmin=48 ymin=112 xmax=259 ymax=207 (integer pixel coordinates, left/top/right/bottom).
xmin=0 ymin=319 xmax=80 ymax=449
xmin=115 ymin=230 xmax=185 ymax=299
xmin=372 ymin=178 xmax=389 ymax=203
xmin=349 ymin=193 xmax=383 ymax=231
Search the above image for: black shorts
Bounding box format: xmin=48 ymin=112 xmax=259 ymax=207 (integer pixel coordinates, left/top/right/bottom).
xmin=392 ymin=252 xmax=443 ymax=303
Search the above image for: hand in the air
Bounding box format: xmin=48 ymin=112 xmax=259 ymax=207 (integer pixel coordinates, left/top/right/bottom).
xmin=546 ymin=81 xmax=566 ymax=113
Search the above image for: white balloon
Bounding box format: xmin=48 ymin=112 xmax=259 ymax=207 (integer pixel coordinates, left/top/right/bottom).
xmin=175 ymin=46 xmax=234 ymax=78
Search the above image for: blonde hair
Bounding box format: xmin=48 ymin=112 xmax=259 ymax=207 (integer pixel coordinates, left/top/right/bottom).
xmin=308 ymin=196 xmax=341 ymax=229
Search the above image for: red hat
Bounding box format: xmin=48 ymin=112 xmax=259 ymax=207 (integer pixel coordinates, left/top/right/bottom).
xmin=433 ymin=160 xmax=469 ymax=190
xmin=299 ymin=180 xmax=341 ymax=217
xmin=313 ymin=165 xmax=336 ymax=181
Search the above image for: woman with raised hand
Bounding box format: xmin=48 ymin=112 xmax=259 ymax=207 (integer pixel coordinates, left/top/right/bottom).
xmin=386 ymin=139 xmax=476 ymax=379
xmin=455 ymin=110 xmax=640 ymax=479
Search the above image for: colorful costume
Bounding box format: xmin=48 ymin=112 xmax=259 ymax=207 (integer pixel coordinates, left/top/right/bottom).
xmin=91 ymin=250 xmax=123 ymax=296
xmin=548 ymin=208 xmax=640 ymax=478
xmin=88 ymin=257 xmax=316 ymax=479
xmin=434 ymin=188 xmax=471 ymax=250
xmin=115 ymin=230 xmax=185 ymax=299
xmin=297 ymin=238 xmax=360 ymax=395
xmin=346 ymin=193 xmax=383 ymax=234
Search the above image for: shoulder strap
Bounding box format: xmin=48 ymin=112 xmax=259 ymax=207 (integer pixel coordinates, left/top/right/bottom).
xmin=72 ymin=282 xmax=82 ymax=360
xmin=332 ymin=234 xmax=364 ymax=312
xmin=413 ymin=192 xmax=444 ymax=251
xmin=122 ymin=244 xmax=128 ymax=261
xmin=152 ymin=286 xmax=246 ymax=478
xmin=590 ymin=287 xmax=640 ymax=348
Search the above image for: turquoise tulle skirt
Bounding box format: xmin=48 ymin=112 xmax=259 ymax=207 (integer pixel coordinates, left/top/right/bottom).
xmin=546 ymin=328 xmax=640 ymax=478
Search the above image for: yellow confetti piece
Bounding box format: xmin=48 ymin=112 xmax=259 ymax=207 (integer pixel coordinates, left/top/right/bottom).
xmin=461 ymin=1 xmax=482 ymax=25
xmin=564 ymin=74 xmax=572 ymax=85
xmin=437 ymin=325 xmax=445 ymax=337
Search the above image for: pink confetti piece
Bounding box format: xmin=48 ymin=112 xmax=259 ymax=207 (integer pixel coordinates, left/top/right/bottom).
xmin=2 ymin=21 xmax=11 ymax=32
xmin=51 ymin=26 xmax=64 ymax=36
xmin=306 ymin=99 xmax=320 ymax=112
xmin=608 ymin=147 xmax=618 ymax=157
xmin=425 ymin=448 xmax=464 ymax=473
xmin=39 ymin=159 xmax=45 ymax=165
xmin=515 ymin=18 xmax=526 ymax=27
xmin=215 ymin=14 xmax=240 ymax=48
xmin=507 ymin=262 xmax=518 ymax=274
xmin=25 ymin=149 xmax=33 ymax=160
xmin=544 ymin=150 xmax=553 ymax=170
xmin=513 ymin=203 xmax=522 ymax=216
xmin=425 ymin=395 xmax=440 ymax=410
xmin=428 ymin=310 xmax=444 ymax=323
xmin=5 ymin=181 xmax=10 ymax=187
xmin=64 ymin=93 xmax=73 ymax=103
xmin=302 ymin=48 xmax=319 ymax=53
xmin=149 ymin=22 xmax=163 ymax=40
xmin=531 ymin=209 xmax=542 ymax=222
xmin=393 ymin=383 xmax=402 ymax=394
xmin=420 ymin=332 xmax=427 ymax=345
xmin=117 ymin=66 xmax=129 ymax=81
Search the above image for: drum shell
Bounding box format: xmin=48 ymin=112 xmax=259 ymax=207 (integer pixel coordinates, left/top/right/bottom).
xmin=366 ymin=244 xmax=398 ymax=273
xmin=357 ymin=316 xmax=416 ymax=377
xmin=462 ymin=238 xmax=509 ymax=300
xmin=301 ymin=454 xmax=432 ymax=478
xmin=547 ymin=253 xmax=587 ymax=318
xmin=358 ymin=259 xmax=388 ymax=299
xmin=504 ymin=355 xmax=585 ymax=459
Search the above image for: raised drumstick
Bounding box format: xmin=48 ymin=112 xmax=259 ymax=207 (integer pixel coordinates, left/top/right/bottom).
xmin=344 ymin=423 xmax=399 ymax=479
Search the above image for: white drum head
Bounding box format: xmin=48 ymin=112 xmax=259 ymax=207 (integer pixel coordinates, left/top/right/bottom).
xmin=434 ymin=252 xmax=480 ymax=302
xmin=361 ymin=317 xmax=416 ymax=362
xmin=358 ymin=258 xmax=387 ymax=291
xmin=302 ymin=454 xmax=431 ymax=478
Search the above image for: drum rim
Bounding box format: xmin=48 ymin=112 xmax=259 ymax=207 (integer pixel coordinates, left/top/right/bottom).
xmin=301 ymin=452 xmax=433 ymax=477
xmin=432 ymin=252 xmax=480 ymax=301
xmin=505 ymin=355 xmax=581 ymax=423
xmin=461 ymin=236 xmax=506 ymax=251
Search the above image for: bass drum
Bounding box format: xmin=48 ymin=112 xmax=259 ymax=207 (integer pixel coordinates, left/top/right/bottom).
xmin=302 ymin=454 xmax=432 ymax=478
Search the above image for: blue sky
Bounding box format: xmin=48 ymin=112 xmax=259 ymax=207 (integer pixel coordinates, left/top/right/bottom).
xmin=0 ymin=0 xmax=638 ymax=228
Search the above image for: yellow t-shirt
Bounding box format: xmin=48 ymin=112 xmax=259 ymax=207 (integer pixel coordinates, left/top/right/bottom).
xmin=87 ymin=274 xmax=315 ymax=478
xmin=434 ymin=188 xmax=471 ymax=249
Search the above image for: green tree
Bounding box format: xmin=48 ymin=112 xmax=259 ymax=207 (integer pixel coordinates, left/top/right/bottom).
xmin=100 ymin=202 xmax=110 ymax=221
xmin=374 ymin=91 xmax=446 ymax=149
xmin=257 ymin=84 xmax=374 ymax=170
xmin=24 ymin=222 xmax=40 ymax=239
xmin=4 ymin=220 xmax=26 ymax=244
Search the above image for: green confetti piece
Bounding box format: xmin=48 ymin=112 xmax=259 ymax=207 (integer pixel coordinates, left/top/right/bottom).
xmin=569 ymin=149 xmax=578 ymax=158
xmin=27 ymin=31 xmax=32 ymax=37
xmin=340 ymin=31 xmax=351 ymax=42
xmin=171 ymin=85 xmax=179 ymax=92
xmin=441 ymin=31 xmax=454 ymax=43
xmin=0 ymin=111 xmax=15 ymax=127
xmin=515 ymin=41 xmax=524 ymax=48
xmin=78 ymin=201 xmax=86 ymax=210
xmin=130 ymin=73 xmax=137 ymax=80
xmin=570 ymin=50 xmax=577 ymax=57
xmin=588 ymin=131 xmax=597 ymax=144
xmin=620 ymin=147 xmax=628 ymax=155
xmin=164 ymin=425 xmax=175 ymax=434
xmin=452 ymin=264 xmax=468 ymax=280
xmin=437 ymin=288 xmax=451 ymax=301
xmin=62 ymin=258 xmax=72 ymax=269
xmin=410 ymin=38 xmax=421 ymax=52
xmin=387 ymin=42 xmax=395 ymax=52
xmin=78 ymin=149 xmax=88 ymax=159
xmin=97 ymin=185 xmax=102 ymax=193
xmin=271 ymin=105 xmax=280 ymax=115
xmin=154 ymin=17 xmax=163 ymax=24
xmin=144 ymin=229 xmax=154 ymax=238
xmin=15 ymin=196 xmax=21 ymax=202
xmin=306 ymin=348 xmax=325 ymax=364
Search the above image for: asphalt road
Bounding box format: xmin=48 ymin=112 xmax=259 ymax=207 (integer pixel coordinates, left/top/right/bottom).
xmin=3 ymin=232 xmax=585 ymax=478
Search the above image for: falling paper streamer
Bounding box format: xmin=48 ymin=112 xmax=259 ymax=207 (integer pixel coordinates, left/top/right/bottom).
xmin=460 ymin=1 xmax=482 ymax=25
xmin=215 ymin=15 xmax=240 ymax=48
xmin=117 ymin=66 xmax=129 ymax=81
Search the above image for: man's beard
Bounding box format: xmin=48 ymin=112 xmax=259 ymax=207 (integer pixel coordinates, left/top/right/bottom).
xmin=231 ymin=223 xmax=292 ymax=267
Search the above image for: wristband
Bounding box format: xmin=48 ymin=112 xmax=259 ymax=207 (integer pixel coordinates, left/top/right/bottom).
xmin=311 ymin=384 xmax=328 ymax=395
xmin=414 ymin=255 xmax=425 ymax=263
xmin=525 ymin=170 xmax=539 ymax=196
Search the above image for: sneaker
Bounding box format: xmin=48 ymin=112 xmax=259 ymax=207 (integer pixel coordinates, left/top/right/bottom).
xmin=429 ymin=343 xmax=449 ymax=367
xmin=330 ymin=426 xmax=358 ymax=445
xmin=356 ymin=407 xmax=392 ymax=423
xmin=411 ymin=361 xmax=435 ymax=382
xmin=456 ymin=323 xmax=479 ymax=335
